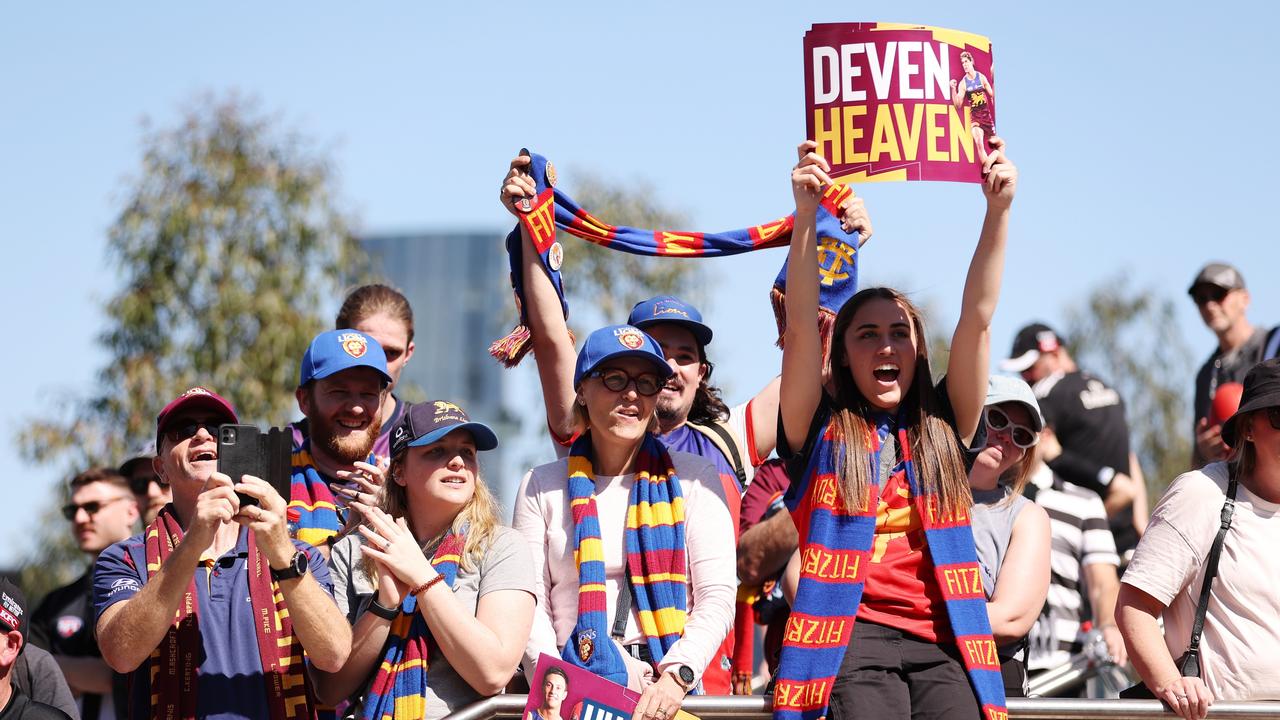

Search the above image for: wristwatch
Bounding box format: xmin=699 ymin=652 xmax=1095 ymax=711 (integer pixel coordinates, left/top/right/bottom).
xmin=667 ymin=665 xmax=695 ymax=693
xmin=270 ymin=550 xmax=309 ymax=582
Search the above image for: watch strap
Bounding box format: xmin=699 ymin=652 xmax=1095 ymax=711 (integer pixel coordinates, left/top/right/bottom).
xmin=270 ymin=550 xmax=308 ymax=582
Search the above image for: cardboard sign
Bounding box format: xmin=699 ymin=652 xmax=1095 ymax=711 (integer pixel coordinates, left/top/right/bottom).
xmin=804 ymin=22 xmax=997 ymax=184
xmin=523 ymin=654 xmax=699 ymax=720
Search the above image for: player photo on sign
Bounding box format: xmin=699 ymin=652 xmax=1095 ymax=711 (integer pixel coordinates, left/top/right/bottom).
xmin=804 ymin=22 xmax=998 ymax=183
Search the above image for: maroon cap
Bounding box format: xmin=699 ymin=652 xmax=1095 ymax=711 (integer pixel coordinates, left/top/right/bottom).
xmin=155 ymin=387 xmax=238 ymax=446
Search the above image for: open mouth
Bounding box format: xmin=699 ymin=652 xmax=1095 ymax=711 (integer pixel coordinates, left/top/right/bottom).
xmin=440 ymin=476 xmax=468 ymax=485
xmin=336 ymin=418 xmax=368 ymax=431
xmin=616 ymin=405 xmax=642 ymax=421
xmin=191 ymin=449 xmax=218 ymax=463
xmin=873 ymin=363 xmax=901 ymax=384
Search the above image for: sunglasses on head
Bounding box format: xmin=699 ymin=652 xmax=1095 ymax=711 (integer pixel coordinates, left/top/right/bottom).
xmin=588 ymin=368 xmax=663 ymax=397
xmin=985 ymin=406 xmax=1039 ymax=449
xmin=1192 ymin=286 xmax=1230 ymax=306
xmin=162 ymin=420 xmax=221 ymax=443
xmin=61 ymin=496 xmax=131 ymax=521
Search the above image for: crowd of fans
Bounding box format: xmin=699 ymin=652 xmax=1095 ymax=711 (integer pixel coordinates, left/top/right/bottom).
xmin=0 ymin=141 xmax=1276 ymax=720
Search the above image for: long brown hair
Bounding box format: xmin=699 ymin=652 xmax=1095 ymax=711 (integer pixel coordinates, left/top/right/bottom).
xmin=366 ymin=441 xmax=501 ymax=574
xmin=336 ymin=284 xmax=415 ymax=342
xmin=827 ymin=287 xmax=973 ymax=516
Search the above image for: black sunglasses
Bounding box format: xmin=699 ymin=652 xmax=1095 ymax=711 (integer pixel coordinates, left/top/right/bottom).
xmin=162 ymin=420 xmax=220 ymax=443
xmin=985 ymin=406 xmax=1039 ymax=449
xmin=1192 ymin=286 xmax=1230 ymax=306
xmin=588 ymin=368 xmax=663 ymax=397
xmin=61 ymin=496 xmax=131 ymax=521
xmin=1266 ymin=407 xmax=1280 ymax=431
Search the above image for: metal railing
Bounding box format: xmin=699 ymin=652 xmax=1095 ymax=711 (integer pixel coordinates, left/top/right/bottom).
xmin=445 ymin=695 xmax=1280 ymax=720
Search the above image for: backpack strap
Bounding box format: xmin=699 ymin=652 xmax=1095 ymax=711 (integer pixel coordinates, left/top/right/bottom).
xmin=1264 ymin=326 xmax=1280 ymax=360
xmin=1186 ymin=465 xmax=1240 ymax=660
xmin=687 ymin=420 xmax=747 ymax=489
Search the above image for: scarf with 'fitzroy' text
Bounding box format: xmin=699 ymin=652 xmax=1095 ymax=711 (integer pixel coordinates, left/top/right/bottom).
xmin=490 ymin=151 xmax=863 ymax=368
xmin=133 ymin=506 xmax=315 ymax=720
xmin=560 ymin=433 xmax=690 ymax=688
xmin=773 ymin=416 xmax=1007 ymax=720
xmin=359 ymin=531 xmax=465 ymax=720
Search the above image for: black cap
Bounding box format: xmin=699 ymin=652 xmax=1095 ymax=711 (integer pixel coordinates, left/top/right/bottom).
xmin=1001 ymin=323 xmax=1063 ymax=373
xmin=1188 ymin=262 xmax=1245 ymax=296
xmin=0 ymin=576 xmax=27 ymax=641
xmin=1222 ymin=358 xmax=1280 ymax=447
xmin=389 ymin=400 xmax=499 ymax=459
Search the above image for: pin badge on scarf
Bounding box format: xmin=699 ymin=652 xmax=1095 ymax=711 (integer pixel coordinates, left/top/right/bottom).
xmin=577 ymin=629 xmax=596 ymax=662
xmin=548 ymin=242 xmax=564 ymax=271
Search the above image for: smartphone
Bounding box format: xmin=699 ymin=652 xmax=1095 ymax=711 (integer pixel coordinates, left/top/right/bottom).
xmin=217 ymin=424 xmax=292 ymax=508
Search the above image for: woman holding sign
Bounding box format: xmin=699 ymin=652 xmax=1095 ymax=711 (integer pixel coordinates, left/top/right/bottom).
xmin=316 ymin=401 xmax=536 ymax=720
xmin=773 ymin=138 xmax=1017 ymax=720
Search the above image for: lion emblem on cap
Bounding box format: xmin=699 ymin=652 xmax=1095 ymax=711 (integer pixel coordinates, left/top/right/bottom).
xmin=433 ymin=401 xmax=464 ymax=416
xmin=616 ymin=328 xmax=645 ymax=350
xmin=337 ymin=332 xmax=368 ymax=358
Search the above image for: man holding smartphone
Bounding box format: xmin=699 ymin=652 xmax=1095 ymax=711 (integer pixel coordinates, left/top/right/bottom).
xmin=92 ymin=387 xmax=350 ymax=720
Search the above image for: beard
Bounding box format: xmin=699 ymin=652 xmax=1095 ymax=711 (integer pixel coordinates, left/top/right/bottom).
xmin=313 ymin=414 xmax=379 ymax=464
xmin=656 ymin=383 xmax=693 ymax=425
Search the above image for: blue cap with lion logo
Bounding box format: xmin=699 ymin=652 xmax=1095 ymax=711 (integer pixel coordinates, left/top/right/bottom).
xmin=298 ymin=329 xmax=392 ymax=387
xmin=389 ymin=399 xmax=499 ymax=458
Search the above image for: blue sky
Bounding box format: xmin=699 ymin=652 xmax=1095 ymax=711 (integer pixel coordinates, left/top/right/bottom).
xmin=2 ymin=2 xmax=1275 ymax=565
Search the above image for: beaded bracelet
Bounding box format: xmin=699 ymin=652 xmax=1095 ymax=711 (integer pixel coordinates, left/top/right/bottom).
xmin=409 ymin=573 xmax=445 ymax=598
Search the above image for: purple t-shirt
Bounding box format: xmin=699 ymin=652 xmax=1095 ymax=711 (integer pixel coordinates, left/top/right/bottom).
xmin=92 ymin=528 xmax=332 ymax=720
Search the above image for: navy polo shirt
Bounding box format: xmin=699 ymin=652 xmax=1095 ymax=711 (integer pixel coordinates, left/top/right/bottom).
xmin=93 ymin=527 xmax=333 ymax=720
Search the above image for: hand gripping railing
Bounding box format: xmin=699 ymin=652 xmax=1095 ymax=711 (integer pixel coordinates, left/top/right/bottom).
xmin=444 ymin=695 xmax=1280 ymax=720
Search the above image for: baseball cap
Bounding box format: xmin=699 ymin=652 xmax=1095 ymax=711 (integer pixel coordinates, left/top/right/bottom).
xmin=573 ymin=325 xmax=674 ymax=388
xmin=1188 ymin=262 xmax=1246 ymax=296
xmin=298 ymin=329 xmax=392 ymax=387
xmin=627 ymin=296 xmax=713 ymax=346
xmin=1222 ymin=358 xmax=1280 ymax=447
xmin=118 ymin=440 xmax=157 ymax=478
xmin=1001 ymin=323 xmax=1063 ymax=374
xmin=0 ymin=576 xmax=27 ymax=642
xmin=389 ymin=400 xmax=498 ymax=458
xmin=156 ymin=387 xmax=238 ymax=447
xmin=985 ymin=375 xmax=1045 ymax=432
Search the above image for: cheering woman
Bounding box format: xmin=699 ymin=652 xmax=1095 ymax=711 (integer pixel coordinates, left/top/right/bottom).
xmin=317 ymin=401 xmax=536 ymax=720
xmin=773 ymin=137 xmax=1017 ymax=720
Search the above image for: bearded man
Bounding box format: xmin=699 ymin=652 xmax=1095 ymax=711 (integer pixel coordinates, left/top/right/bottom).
xmin=289 ymin=329 xmax=392 ymax=553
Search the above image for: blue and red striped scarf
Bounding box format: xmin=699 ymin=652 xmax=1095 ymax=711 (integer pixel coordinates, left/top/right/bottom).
xmin=490 ymin=151 xmax=862 ymax=368
xmin=561 ymin=433 xmax=689 ymax=687
xmin=774 ymin=417 xmax=1007 ymax=720
xmin=289 ymin=440 xmax=345 ymax=549
xmin=359 ymin=531 xmax=465 ymax=720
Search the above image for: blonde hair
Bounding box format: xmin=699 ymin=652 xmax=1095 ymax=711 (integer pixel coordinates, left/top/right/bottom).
xmin=362 ymin=444 xmax=501 ymax=576
xmin=827 ymin=288 xmax=973 ymax=516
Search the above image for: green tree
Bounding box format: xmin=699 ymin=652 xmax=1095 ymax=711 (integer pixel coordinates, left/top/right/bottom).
xmin=17 ymin=95 xmax=365 ymax=600
xmin=1063 ymin=276 xmax=1192 ymax=499
xmin=553 ymin=169 xmax=703 ymax=326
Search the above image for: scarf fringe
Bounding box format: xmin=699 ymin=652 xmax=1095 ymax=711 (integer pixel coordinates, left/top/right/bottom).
xmin=770 ymin=286 xmax=838 ymax=374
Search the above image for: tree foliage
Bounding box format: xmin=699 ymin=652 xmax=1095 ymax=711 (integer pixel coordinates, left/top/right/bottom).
xmin=17 ymin=95 xmax=365 ymax=599
xmin=1063 ymin=276 xmax=1192 ymax=497
xmin=553 ymin=169 xmax=703 ymax=325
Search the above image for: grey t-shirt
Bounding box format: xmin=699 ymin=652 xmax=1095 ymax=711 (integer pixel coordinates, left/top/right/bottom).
xmin=329 ymin=526 xmax=536 ymax=720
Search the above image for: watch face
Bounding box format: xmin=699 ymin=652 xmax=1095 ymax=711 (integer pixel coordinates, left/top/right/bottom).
xmin=292 ymin=551 xmax=307 ymax=575
xmin=678 ymin=665 xmax=694 ymax=684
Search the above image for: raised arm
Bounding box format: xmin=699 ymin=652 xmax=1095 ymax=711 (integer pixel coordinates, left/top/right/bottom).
xmin=946 ymin=138 xmax=1018 ymax=441
xmin=501 ymin=154 xmax=581 ymax=441
xmin=779 ymin=141 xmax=832 ymax=452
